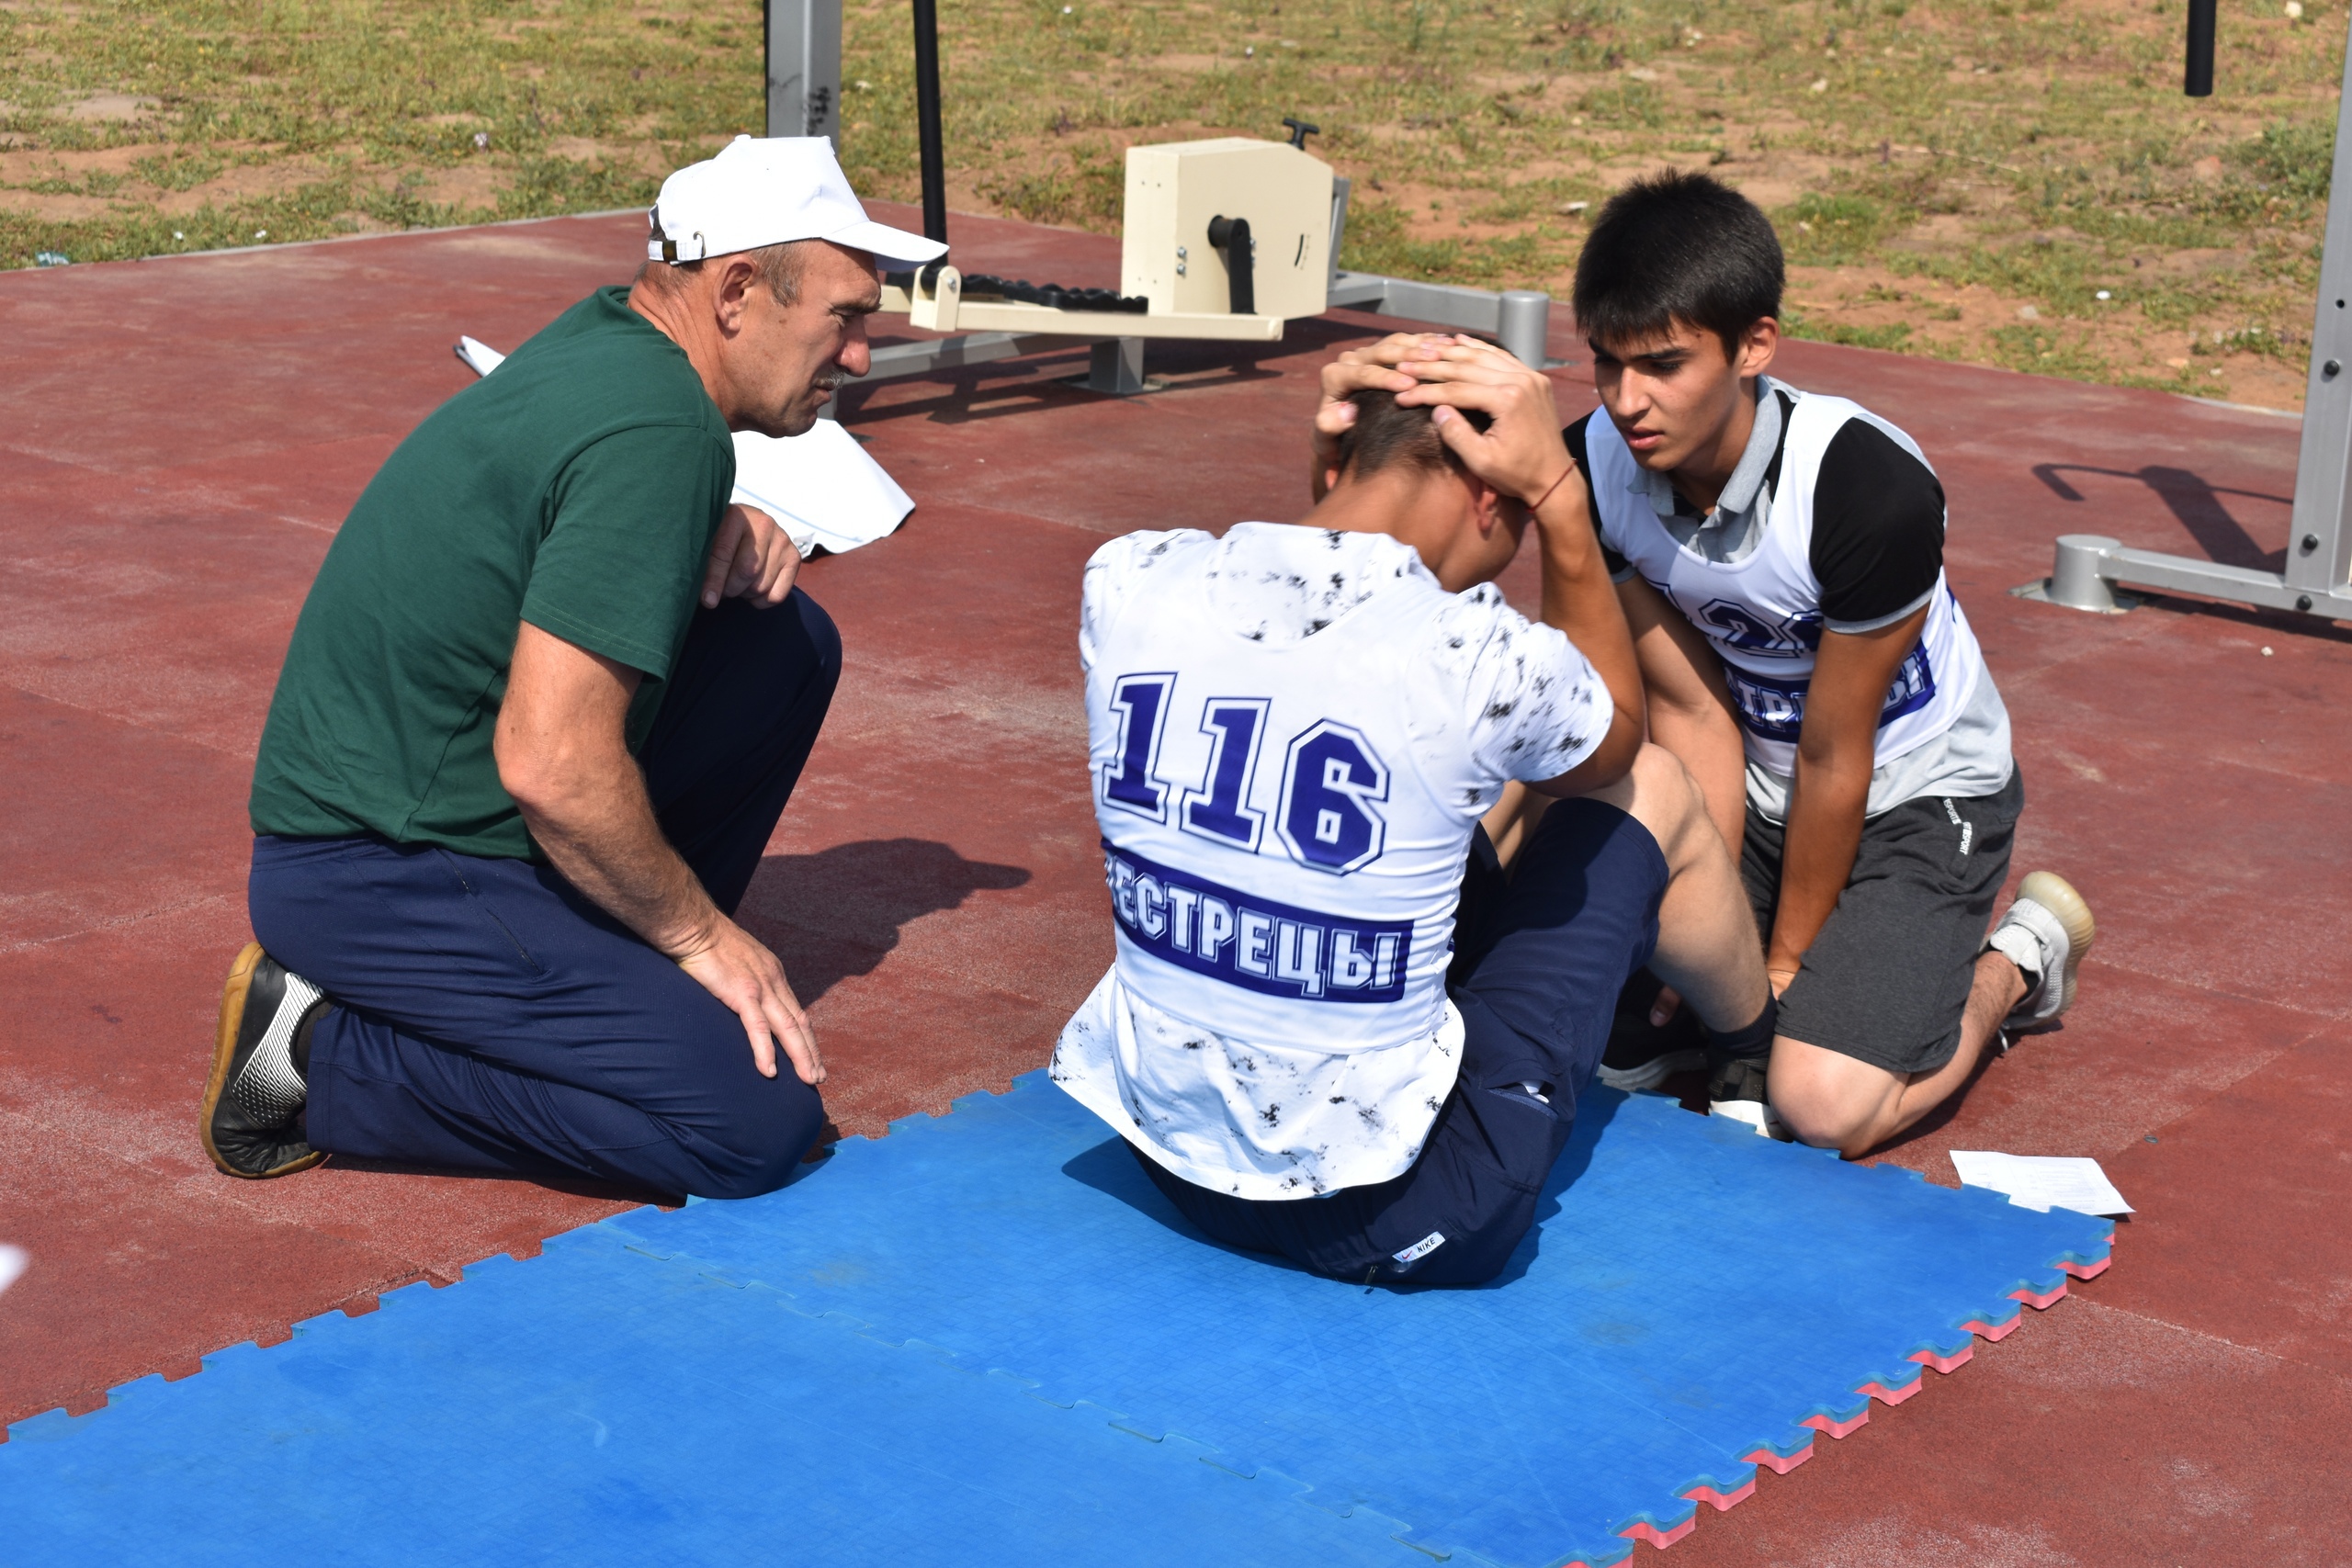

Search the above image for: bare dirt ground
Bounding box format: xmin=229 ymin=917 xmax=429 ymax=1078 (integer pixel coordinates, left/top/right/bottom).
xmin=1 ymin=0 xmax=2342 ymax=409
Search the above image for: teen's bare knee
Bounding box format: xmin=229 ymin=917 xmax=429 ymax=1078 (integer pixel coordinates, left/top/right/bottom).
xmin=1768 ymin=1036 xmax=1902 ymax=1156
xmin=1589 ymin=742 xmax=1711 ymax=865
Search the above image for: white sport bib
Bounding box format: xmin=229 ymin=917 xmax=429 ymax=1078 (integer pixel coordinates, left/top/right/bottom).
xmin=1055 ymin=524 xmax=1611 ymax=1199
xmin=1586 ymin=378 xmax=1987 ymax=777
xmin=1085 ymin=537 xmax=1485 ymax=1053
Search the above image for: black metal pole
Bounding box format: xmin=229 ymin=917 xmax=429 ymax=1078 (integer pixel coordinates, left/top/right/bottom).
xmin=2185 ymin=0 xmax=2216 ymax=97
xmin=911 ymin=0 xmax=948 ymax=243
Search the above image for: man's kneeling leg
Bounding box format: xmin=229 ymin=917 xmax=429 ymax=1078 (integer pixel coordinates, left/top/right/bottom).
xmin=1768 ymin=949 xmax=2024 ymax=1158
xmin=253 ymin=837 xmax=824 ymax=1199
xmin=1754 ymin=773 xmax=2028 ymax=1157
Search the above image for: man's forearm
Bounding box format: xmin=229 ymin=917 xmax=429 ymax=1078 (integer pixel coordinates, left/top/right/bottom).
xmin=1648 ymin=693 xmax=1747 ymax=855
xmin=1768 ymin=611 xmax=1928 ymax=982
xmin=1621 ymin=576 xmax=1747 ymax=856
xmin=1532 ymin=492 xmax=1641 ymax=726
xmin=1767 ymin=757 xmax=1869 ymax=978
xmin=519 ymin=769 xmax=718 ymax=959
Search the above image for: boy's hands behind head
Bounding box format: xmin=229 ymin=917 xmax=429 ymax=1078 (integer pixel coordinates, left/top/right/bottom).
xmin=1389 ymin=336 xmax=1574 ymax=512
xmin=1313 ymin=333 xmax=1453 ymax=499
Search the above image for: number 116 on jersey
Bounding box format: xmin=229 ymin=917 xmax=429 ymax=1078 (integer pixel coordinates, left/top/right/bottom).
xmin=1098 ymin=673 xmax=1392 ymax=876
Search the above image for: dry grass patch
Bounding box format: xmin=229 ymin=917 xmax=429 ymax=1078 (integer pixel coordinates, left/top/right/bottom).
xmin=0 ymin=0 xmax=2344 ymax=408
xmin=829 ymin=0 xmax=2346 ymax=409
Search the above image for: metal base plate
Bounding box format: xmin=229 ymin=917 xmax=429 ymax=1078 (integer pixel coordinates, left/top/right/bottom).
xmin=2011 ymin=578 xmax=2142 ymax=615
xmin=1060 ymin=373 xmax=1170 ymax=397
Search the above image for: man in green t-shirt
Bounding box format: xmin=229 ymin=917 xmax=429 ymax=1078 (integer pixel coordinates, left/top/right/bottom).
xmin=199 ymin=138 xmax=945 ymax=1197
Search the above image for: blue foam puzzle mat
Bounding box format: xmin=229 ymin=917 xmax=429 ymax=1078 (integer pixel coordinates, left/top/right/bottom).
xmin=594 ymin=1077 xmax=2111 ymax=1562
xmin=1 ymin=1224 xmax=1422 ymax=1567
xmin=3 ymin=1076 xmax=2110 ymax=1567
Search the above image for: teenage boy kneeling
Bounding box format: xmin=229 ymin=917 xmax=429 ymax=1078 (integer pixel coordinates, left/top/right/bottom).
xmin=1050 ymin=346 xmax=1774 ymax=1287
xmin=1565 ymin=171 xmax=2094 ymax=1157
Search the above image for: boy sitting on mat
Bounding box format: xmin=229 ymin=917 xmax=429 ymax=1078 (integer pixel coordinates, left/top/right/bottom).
xmin=1049 ymin=342 xmax=1774 ymax=1287
xmin=1564 ymin=171 xmax=2094 ymax=1156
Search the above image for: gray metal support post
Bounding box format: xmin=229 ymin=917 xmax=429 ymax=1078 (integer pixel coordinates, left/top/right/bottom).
xmin=2048 ymin=536 xmax=2129 ymax=613
xmin=2285 ymin=14 xmax=2352 ymax=606
xmin=2032 ymin=6 xmax=2352 ymax=624
xmin=1328 ymin=176 xmax=1352 ymax=289
xmin=765 ymin=0 xmax=842 ymax=145
xmin=1325 ymin=166 xmax=1559 ymax=360
xmin=862 ymin=331 xmax=1105 ymax=382
xmin=1498 ymin=290 xmax=1552 ymax=369
xmin=1087 ymin=338 xmax=1148 ymax=395
xmin=1327 ymin=272 xmax=1555 ymax=367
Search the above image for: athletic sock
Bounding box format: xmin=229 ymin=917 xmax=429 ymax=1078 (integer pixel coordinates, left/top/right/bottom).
xmin=1986 ymin=923 xmax=2045 ymax=986
xmin=1703 ymin=994 xmax=1779 ymax=1064
xmin=1703 ymin=998 xmax=1786 ymax=1140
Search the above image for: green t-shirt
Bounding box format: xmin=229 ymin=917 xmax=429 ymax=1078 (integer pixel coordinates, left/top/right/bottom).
xmin=249 ymin=287 xmax=734 ymax=860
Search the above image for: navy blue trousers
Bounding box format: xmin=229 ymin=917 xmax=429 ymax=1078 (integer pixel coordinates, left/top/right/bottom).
xmin=248 ymin=592 xmax=842 ymax=1200
xmin=1139 ymin=798 xmax=1668 ymax=1286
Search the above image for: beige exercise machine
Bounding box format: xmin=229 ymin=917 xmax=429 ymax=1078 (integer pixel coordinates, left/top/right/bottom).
xmin=766 ymin=1 xmax=1554 ymax=401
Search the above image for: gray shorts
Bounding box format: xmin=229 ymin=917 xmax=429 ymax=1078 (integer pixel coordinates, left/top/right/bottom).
xmin=1741 ymin=767 xmax=2022 ymax=1077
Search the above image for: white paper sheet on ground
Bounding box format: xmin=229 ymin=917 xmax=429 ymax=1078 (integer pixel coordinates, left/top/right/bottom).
xmin=452 ymin=335 xmax=913 ymax=558
xmin=1950 ymin=1150 xmax=2134 ymax=1216
xmin=0 ymin=1244 xmax=27 ymax=1300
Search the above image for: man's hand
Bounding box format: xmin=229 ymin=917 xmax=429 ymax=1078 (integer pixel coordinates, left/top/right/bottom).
xmin=1767 ymin=605 xmax=1932 ymax=983
xmin=498 ymin=621 xmax=824 ymax=1084
xmin=701 ymin=503 xmax=802 ymax=609
xmin=1311 ymin=332 xmax=1455 ymax=498
xmin=670 ymin=915 xmax=825 ymax=1085
xmin=1388 ymin=335 xmax=1574 ymax=507
xmin=1380 ymin=337 xmax=1645 ymax=800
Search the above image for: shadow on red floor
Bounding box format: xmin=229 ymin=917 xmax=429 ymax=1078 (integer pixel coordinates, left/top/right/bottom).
xmin=2 ymin=207 xmax=2346 ymax=1563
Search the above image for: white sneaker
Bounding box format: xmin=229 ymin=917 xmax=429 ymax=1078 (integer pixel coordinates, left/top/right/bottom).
xmin=1596 ymin=1043 xmax=1706 ymax=1092
xmin=1985 ymin=871 xmax=2096 ymax=1034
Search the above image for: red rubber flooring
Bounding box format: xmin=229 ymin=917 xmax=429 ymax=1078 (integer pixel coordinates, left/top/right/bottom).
xmin=4 ymin=207 xmax=2348 ymax=1563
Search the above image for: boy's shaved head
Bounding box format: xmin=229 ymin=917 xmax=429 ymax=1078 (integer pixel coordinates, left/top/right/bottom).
xmin=1336 ymin=389 xmax=1491 ymax=482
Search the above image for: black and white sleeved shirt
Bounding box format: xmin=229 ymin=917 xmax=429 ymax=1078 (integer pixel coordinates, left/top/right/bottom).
xmin=1569 ymin=378 xmax=2012 ymax=819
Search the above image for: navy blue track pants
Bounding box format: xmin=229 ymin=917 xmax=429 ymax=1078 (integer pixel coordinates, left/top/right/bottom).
xmin=1138 ymin=797 xmax=1669 ymax=1286
xmin=247 ymin=592 xmax=842 ymax=1200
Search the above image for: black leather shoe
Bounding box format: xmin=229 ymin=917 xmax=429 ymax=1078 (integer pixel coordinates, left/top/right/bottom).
xmin=1595 ymin=969 xmax=1708 ymax=1090
xmin=200 ymin=942 xmax=329 ymax=1179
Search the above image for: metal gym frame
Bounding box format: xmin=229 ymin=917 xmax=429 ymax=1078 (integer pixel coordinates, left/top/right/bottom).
xmin=2025 ymin=0 xmax=2352 ymax=624
xmin=763 ymin=0 xmax=1555 ymax=397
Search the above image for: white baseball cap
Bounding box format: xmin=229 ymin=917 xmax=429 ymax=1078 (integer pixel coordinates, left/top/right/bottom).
xmin=647 ymin=135 xmax=946 ymax=268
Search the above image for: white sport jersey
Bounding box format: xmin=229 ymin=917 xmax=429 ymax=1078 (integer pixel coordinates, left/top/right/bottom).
xmin=1585 ymin=378 xmax=1990 ymax=781
xmin=1051 ymin=524 xmax=1611 ymax=1200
